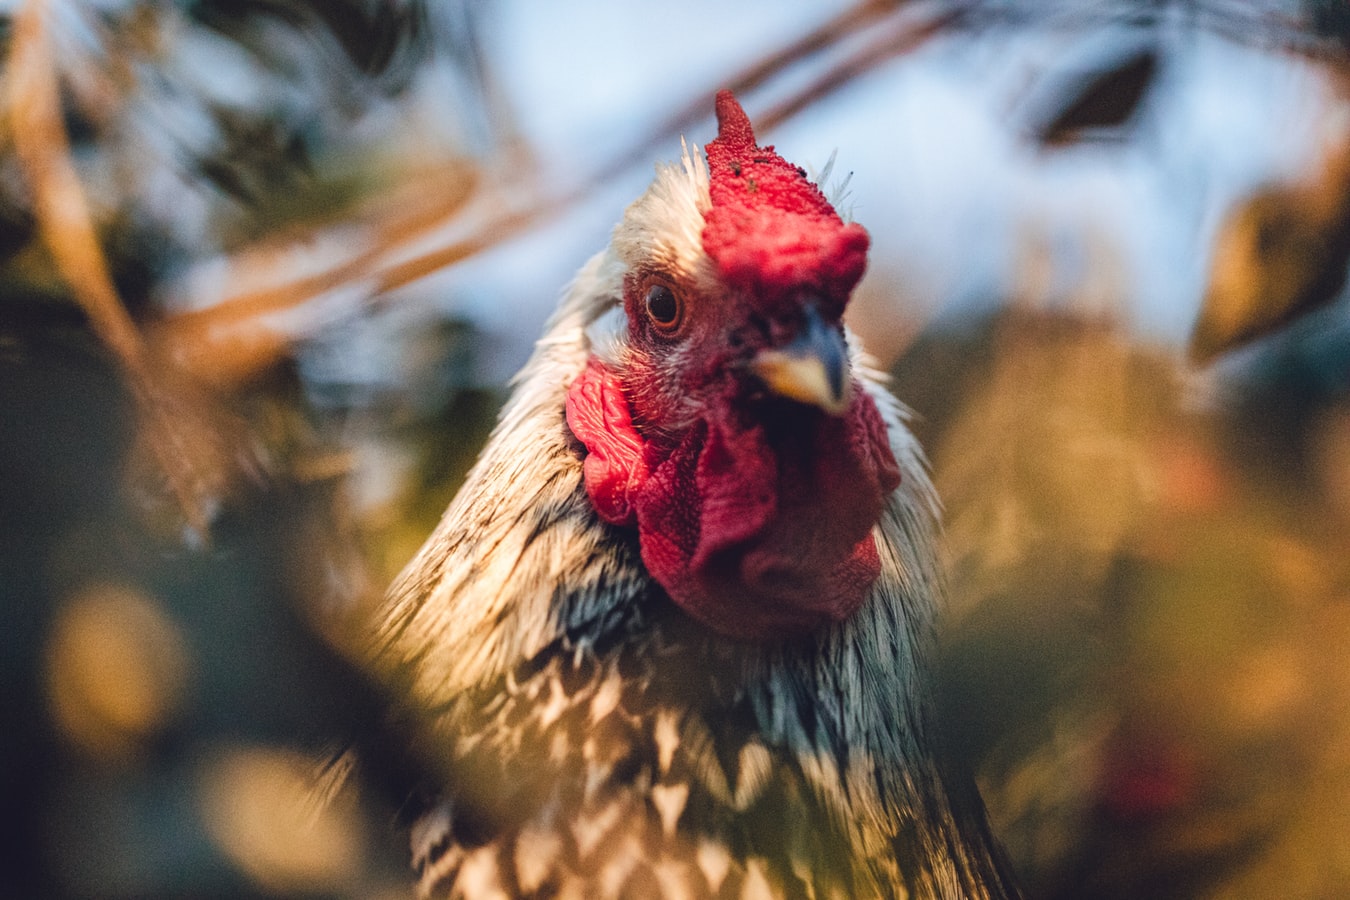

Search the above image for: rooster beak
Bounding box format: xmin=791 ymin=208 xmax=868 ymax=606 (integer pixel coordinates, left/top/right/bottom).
xmin=750 ymin=305 xmax=852 ymax=415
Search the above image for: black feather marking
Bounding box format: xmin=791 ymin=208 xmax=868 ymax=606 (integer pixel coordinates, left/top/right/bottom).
xmin=401 ymin=607 xmax=888 ymax=898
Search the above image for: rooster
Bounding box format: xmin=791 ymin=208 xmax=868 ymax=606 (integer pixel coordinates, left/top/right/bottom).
xmin=372 ymin=92 xmax=1019 ymax=899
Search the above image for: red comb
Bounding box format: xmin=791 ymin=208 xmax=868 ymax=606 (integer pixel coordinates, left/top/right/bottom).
xmin=701 ymin=91 xmax=869 ymax=315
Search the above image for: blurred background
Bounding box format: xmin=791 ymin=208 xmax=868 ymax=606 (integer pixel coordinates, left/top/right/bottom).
xmin=2 ymin=0 xmax=1349 ymax=897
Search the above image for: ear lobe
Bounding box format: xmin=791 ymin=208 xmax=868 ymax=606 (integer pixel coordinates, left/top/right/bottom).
xmin=565 ymin=359 xmax=650 ymax=526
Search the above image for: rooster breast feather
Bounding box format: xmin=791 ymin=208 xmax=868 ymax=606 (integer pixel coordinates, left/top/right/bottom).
xmin=370 ymin=118 xmax=1017 ymax=899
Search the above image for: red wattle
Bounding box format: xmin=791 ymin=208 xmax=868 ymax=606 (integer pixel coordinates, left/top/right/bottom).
xmin=564 ymin=359 xmax=648 ymax=526
xmin=566 ymin=358 xmax=901 ymax=640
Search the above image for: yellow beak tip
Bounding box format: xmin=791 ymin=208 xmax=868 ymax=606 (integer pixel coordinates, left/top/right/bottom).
xmin=751 ymin=352 xmax=851 ymax=415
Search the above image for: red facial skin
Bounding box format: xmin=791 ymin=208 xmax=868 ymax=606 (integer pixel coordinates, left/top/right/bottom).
xmin=565 ymin=92 xmax=900 ymax=641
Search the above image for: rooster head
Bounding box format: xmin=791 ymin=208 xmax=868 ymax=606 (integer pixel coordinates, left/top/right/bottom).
xmin=566 ymin=91 xmax=900 ymax=641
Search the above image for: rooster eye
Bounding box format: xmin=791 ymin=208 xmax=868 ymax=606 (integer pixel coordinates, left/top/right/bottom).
xmin=644 ymin=283 xmax=682 ymax=332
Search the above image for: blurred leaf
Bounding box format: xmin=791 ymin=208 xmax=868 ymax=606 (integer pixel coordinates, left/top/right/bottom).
xmin=1023 ymin=37 xmax=1161 ymax=147
xmin=1192 ymin=167 xmax=1350 ymax=361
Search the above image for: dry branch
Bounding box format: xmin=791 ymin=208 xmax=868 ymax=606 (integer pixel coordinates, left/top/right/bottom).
xmin=7 ymin=0 xmax=245 ymax=537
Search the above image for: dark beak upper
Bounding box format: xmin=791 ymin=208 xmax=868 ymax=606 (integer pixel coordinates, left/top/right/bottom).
xmin=750 ymin=305 xmax=852 ymax=415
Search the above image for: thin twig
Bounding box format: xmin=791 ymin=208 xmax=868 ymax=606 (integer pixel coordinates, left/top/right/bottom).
xmin=757 ymin=3 xmax=970 ymax=133
xmin=165 ymin=166 xmax=480 ymax=334
xmin=591 ymin=0 xmax=903 ymax=180
xmin=8 ymin=0 xmax=148 ymax=370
